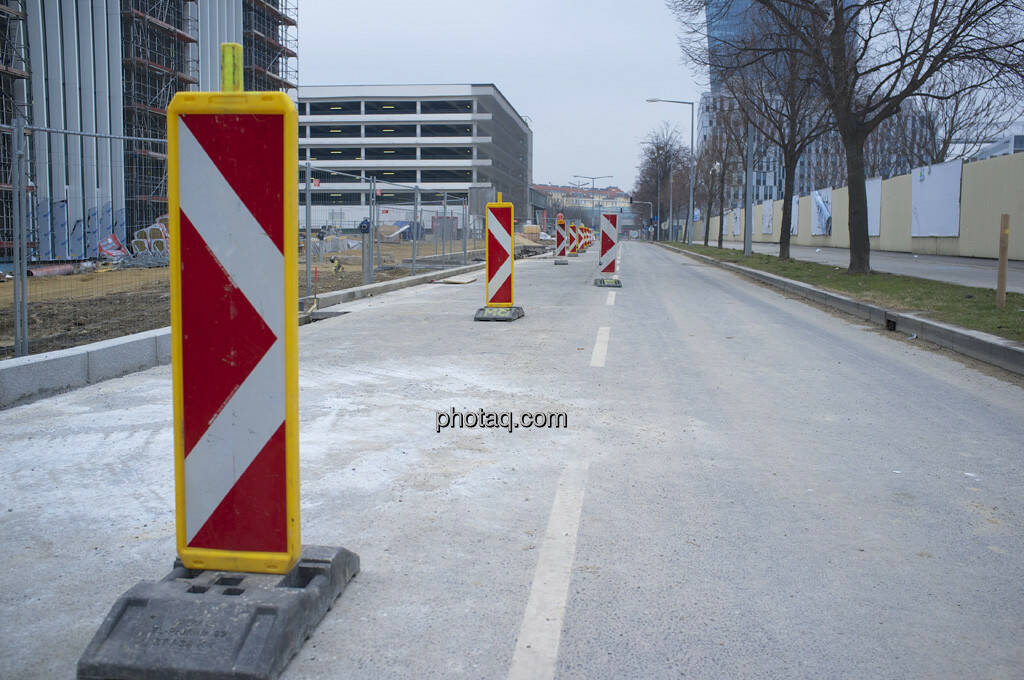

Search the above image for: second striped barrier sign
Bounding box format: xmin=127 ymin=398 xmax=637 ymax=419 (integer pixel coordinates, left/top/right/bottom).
xmin=554 ymin=214 xmax=568 ymax=265
xmin=594 ymin=213 xmax=622 ymax=288
xmin=475 ymin=193 xmax=524 ymax=321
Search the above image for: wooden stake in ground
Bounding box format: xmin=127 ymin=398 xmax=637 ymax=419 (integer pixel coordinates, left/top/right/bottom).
xmin=997 ymin=214 xmax=1009 ymax=309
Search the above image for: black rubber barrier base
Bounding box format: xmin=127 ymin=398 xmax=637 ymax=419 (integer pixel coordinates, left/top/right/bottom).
xmin=474 ymin=306 xmax=525 ymax=322
xmin=594 ymin=278 xmax=622 ymax=287
xmin=554 ymin=259 xmax=568 ymax=265
xmin=77 ymin=545 xmax=359 ymax=680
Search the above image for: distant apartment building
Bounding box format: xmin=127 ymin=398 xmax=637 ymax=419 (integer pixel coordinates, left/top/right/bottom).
xmin=530 ymin=183 xmax=630 ymax=229
xmin=296 ymin=83 xmax=532 ymax=222
xmin=532 ymin=183 xmax=630 ymax=211
xmin=1 ymin=0 xmax=297 ymax=263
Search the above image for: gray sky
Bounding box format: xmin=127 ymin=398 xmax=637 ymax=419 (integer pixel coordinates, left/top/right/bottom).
xmin=297 ymin=0 xmax=705 ymax=193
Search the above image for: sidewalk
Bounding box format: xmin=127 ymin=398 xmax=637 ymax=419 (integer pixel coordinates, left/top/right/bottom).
xmin=704 ymin=241 xmax=1024 ymax=293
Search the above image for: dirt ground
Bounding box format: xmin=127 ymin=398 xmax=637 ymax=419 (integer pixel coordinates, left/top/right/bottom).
xmin=0 ymin=254 xmax=445 ymax=359
xmin=0 ymin=268 xmax=171 ymax=359
xmin=0 ymin=232 xmax=505 ymax=358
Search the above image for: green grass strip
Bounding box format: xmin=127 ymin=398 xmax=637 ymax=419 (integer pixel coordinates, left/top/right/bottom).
xmin=669 ymin=243 xmax=1024 ymax=344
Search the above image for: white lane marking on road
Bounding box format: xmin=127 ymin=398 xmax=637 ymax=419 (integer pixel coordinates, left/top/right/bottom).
xmin=606 ymin=291 xmax=616 ymax=306
xmin=589 ymin=326 xmax=610 ymax=367
xmin=508 ymin=461 xmax=590 ymax=680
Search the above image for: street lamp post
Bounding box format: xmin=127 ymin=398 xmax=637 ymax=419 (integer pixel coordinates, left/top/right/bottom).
xmin=569 ymin=179 xmax=588 ymax=226
xmin=632 ymin=200 xmax=654 ymax=240
xmin=646 ymin=98 xmax=695 ymax=246
xmin=573 ymin=173 xmax=612 ymax=231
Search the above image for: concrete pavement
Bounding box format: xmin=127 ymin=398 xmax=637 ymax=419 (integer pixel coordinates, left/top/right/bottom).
xmin=702 ymin=240 xmax=1024 ymax=293
xmin=1 ymin=242 xmax=1022 ymax=679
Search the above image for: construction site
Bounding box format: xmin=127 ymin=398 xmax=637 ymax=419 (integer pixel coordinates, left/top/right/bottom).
xmin=0 ymin=0 xmax=28 ymax=267
xmin=0 ymin=1 xmax=302 ymax=358
xmin=123 ymin=0 xmax=298 ymax=235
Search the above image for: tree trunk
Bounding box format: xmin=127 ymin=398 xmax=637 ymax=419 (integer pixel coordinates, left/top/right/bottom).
xmin=779 ymin=153 xmax=797 ymax=261
xmin=843 ymin=134 xmax=871 ymax=273
xmin=717 ymin=167 xmax=726 ymax=249
xmin=703 ymin=186 xmax=713 ymax=247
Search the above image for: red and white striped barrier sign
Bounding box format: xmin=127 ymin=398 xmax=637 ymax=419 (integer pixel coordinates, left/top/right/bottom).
xmin=555 ymin=215 xmax=567 ymax=257
xmin=485 ymin=196 xmax=515 ymax=306
xmin=168 ymin=92 xmax=300 ymax=574
xmin=600 ymin=214 xmax=619 ymax=273
xmin=569 ymin=223 xmax=579 ymax=254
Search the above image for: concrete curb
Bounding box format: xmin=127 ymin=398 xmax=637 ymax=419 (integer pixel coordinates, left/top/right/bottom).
xmin=310 ymin=261 xmax=485 ymax=311
xmin=657 ymin=243 xmax=1024 ymax=377
xmin=0 ymin=327 xmax=171 ymax=408
xmin=0 ymin=262 xmax=488 ymax=409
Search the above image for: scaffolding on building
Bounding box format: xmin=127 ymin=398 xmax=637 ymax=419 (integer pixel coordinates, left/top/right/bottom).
xmin=243 ymin=0 xmax=297 ymax=92
xmin=121 ymin=0 xmax=198 ymax=235
xmin=0 ymin=0 xmax=27 ymax=263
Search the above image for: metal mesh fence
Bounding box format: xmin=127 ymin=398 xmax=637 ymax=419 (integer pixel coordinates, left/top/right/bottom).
xmin=1 ymin=129 xmax=487 ymax=359
xmin=297 ymin=163 xmax=482 ymax=308
xmin=1 ymin=122 xmax=172 ymax=359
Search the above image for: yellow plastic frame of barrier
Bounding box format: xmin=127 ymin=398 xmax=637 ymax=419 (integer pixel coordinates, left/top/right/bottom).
xmin=485 ymin=197 xmax=515 ymax=307
xmin=167 ymin=91 xmax=300 ymax=574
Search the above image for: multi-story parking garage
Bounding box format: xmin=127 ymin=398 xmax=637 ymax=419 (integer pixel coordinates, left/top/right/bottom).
xmin=297 ymin=83 xmax=532 ymax=221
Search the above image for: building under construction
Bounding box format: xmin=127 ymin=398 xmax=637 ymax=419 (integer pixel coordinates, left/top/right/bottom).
xmin=123 ymin=0 xmax=298 ymax=240
xmin=244 ymin=0 xmax=297 ymax=92
xmin=0 ymin=0 xmax=29 ymax=264
xmin=1 ymin=0 xmax=298 ymax=263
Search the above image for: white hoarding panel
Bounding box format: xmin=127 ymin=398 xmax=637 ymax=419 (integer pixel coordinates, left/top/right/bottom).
xmin=867 ymin=177 xmax=882 ymax=237
xmin=911 ymin=160 xmax=962 ymax=237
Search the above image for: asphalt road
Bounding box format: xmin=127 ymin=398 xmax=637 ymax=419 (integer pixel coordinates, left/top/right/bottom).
xmin=704 ymin=240 xmax=1024 ymax=293
xmin=1 ymin=242 xmax=1022 ymax=679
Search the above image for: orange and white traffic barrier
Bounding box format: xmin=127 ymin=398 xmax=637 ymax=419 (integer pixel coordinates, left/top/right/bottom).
xmin=568 ymin=222 xmax=579 ymax=256
xmin=475 ymin=193 xmax=524 ymax=321
xmin=599 ymin=213 xmax=618 ymax=273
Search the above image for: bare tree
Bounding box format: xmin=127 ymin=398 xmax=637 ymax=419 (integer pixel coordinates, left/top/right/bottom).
xmin=633 ymin=123 xmax=689 ymax=242
xmin=694 ymin=140 xmax=722 ymax=246
xmin=668 ymin=0 xmax=1024 ymax=273
xmin=546 ymin=196 xmax=588 ymax=226
xmin=715 ymin=2 xmax=834 ymax=260
xmin=716 ymin=119 xmax=742 ymax=248
xmin=668 ymin=150 xmax=695 ymax=241
xmin=895 ymin=67 xmax=1024 ymax=166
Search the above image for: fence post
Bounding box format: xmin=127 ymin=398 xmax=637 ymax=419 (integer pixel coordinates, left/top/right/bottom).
xmin=997 ymin=214 xmax=1010 ymax=309
xmin=12 ymin=115 xmax=28 ymax=356
xmin=375 ymin=183 xmax=382 ymax=272
xmin=462 ymin=198 xmax=468 ymax=265
xmin=412 ymin=186 xmax=419 ymax=275
xmin=442 ymin=191 xmax=448 ymax=264
xmin=364 ymin=177 xmax=374 ymax=285
xmin=304 ymin=160 xmax=312 ymax=306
